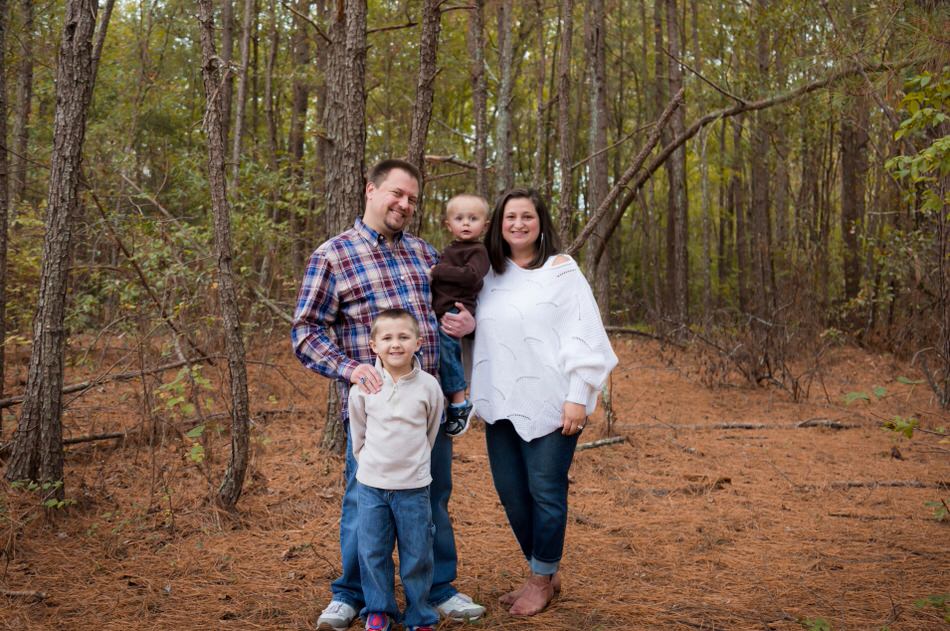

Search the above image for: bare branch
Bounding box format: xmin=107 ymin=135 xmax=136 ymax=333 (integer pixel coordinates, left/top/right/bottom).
xmin=281 ymin=1 xmax=330 ymax=43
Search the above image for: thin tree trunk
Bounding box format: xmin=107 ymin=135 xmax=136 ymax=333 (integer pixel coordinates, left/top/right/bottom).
xmin=321 ymin=0 xmax=367 ymax=455
xmin=693 ymin=0 xmax=712 ymax=315
xmin=840 ymin=92 xmax=868 ymax=301
xmin=555 ymin=0 xmax=574 ymax=242
xmin=494 ymin=0 xmax=514 ymax=194
xmin=5 ymin=0 xmax=103 ymax=488
xmin=9 ymin=0 xmax=32 ymax=204
xmin=0 ymin=0 xmax=8 ymax=408
xmin=732 ymin=118 xmax=749 ymax=313
xmin=196 ymin=0 xmax=251 ymax=510
xmin=532 ymin=0 xmax=546 ymax=190
xmin=666 ymin=0 xmax=688 ymax=321
xmin=220 ymin=0 xmax=235 ymax=145
xmin=230 ymin=0 xmax=254 ymax=185
xmin=584 ymin=0 xmax=609 ymax=319
xmin=288 ymin=0 xmax=310 ymax=272
xmin=406 ymin=0 xmax=442 ymax=234
xmin=468 ymin=0 xmax=488 ymax=199
xmin=258 ymin=0 xmax=280 ymax=289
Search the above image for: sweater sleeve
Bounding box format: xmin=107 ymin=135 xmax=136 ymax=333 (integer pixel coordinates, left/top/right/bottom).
xmin=426 ymin=380 xmax=444 ymax=449
xmin=347 ymin=385 xmax=367 ymax=461
xmin=430 ymin=244 xmax=490 ymax=287
xmin=554 ymin=258 xmax=618 ymax=406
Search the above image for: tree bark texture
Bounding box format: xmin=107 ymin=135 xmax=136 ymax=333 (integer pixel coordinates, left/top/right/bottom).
xmin=5 ymin=0 xmax=100 ymax=487
xmin=665 ymin=0 xmax=688 ymax=322
xmin=321 ymin=0 xmax=367 ymax=455
xmin=0 ymin=0 xmax=8 ymax=407
xmin=10 ymin=0 xmax=32 ymax=204
xmin=840 ymin=90 xmax=868 ymax=301
xmin=230 ymin=0 xmax=255 ymax=185
xmin=467 ymin=0 xmax=489 ymax=200
xmin=749 ymin=0 xmax=774 ymax=317
xmin=494 ymin=0 xmax=514 ymax=195
xmin=197 ymin=0 xmax=252 ymax=510
xmin=220 ymin=0 xmax=235 ymax=145
xmin=532 ymin=0 xmax=546 ymax=190
xmin=584 ymin=0 xmax=610 ymax=319
xmin=555 ymin=0 xmax=574 ymax=243
xmin=288 ymin=0 xmax=310 ymax=272
xmin=406 ymin=0 xmax=443 ymax=234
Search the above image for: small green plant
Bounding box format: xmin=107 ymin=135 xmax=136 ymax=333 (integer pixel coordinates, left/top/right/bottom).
xmin=800 ymin=617 xmax=832 ymax=631
xmin=9 ymin=480 xmax=76 ymax=510
xmin=843 ymin=386 xmax=886 ymax=404
xmin=924 ymin=500 xmax=949 ymax=522
xmin=913 ymin=594 xmax=950 ymax=623
xmin=882 ymin=415 xmax=920 ymax=439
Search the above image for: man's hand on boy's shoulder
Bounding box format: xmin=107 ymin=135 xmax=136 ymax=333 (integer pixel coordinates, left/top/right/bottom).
xmin=350 ymin=363 xmax=382 ymax=394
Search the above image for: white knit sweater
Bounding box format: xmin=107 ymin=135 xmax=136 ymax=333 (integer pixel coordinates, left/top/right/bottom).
xmin=348 ymin=358 xmax=444 ymax=490
xmin=470 ymin=255 xmax=618 ymax=442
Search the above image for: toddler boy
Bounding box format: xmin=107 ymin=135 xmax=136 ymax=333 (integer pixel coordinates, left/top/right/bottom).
xmin=430 ymin=194 xmax=490 ymax=436
xmin=348 ymin=309 xmax=445 ymax=631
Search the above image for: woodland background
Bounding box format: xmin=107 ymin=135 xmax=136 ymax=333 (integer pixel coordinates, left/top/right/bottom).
xmin=0 ymin=1 xmax=947 ymax=627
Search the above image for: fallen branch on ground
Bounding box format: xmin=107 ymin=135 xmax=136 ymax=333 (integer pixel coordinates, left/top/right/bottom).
xmin=829 ymin=480 xmax=950 ymax=490
xmin=576 ymin=436 xmax=626 ymax=451
xmin=618 ymin=419 xmax=859 ymax=431
xmin=0 ymin=588 xmax=46 ymax=602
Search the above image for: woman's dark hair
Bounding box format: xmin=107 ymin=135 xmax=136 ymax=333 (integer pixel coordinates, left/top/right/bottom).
xmin=485 ymin=188 xmax=562 ymax=273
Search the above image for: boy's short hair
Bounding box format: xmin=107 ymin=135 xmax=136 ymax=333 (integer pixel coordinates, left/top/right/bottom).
xmin=445 ymin=193 xmax=490 ymax=218
xmin=370 ymin=308 xmax=420 ymax=338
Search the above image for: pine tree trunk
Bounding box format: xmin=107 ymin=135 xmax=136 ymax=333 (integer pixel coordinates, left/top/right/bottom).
xmin=532 ymin=0 xmax=546 ymax=190
xmin=494 ymin=0 xmax=514 ymax=194
xmin=321 ymin=0 xmax=367 ymax=455
xmin=406 ymin=0 xmax=442 ymax=234
xmin=0 ymin=0 xmax=8 ymax=408
xmin=666 ymin=0 xmax=688 ymax=322
xmin=9 ymin=0 xmax=32 ymax=205
xmin=584 ymin=0 xmax=610 ymax=319
xmin=5 ymin=0 xmax=102 ymax=488
xmin=230 ymin=0 xmax=255 ymax=186
xmin=196 ymin=0 xmax=251 ymax=510
xmin=467 ymin=0 xmax=488 ymax=200
xmin=220 ymin=0 xmax=235 ymax=145
xmin=749 ymin=0 xmax=774 ymax=318
xmin=840 ymin=92 xmax=868 ymax=301
xmin=731 ymin=118 xmax=749 ymax=313
xmin=288 ymin=0 xmax=310 ymax=273
xmin=555 ymin=0 xmax=574 ymax=243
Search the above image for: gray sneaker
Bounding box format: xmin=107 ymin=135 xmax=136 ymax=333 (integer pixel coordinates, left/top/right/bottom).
xmin=435 ymin=592 xmax=485 ymax=621
xmin=317 ymin=600 xmax=357 ymax=631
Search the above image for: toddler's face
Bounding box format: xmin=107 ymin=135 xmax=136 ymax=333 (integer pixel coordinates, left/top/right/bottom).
xmin=444 ymin=205 xmax=488 ymax=242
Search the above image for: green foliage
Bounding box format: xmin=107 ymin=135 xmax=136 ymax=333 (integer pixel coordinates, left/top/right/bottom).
xmin=843 ymin=386 xmax=887 ymax=404
xmin=881 ymin=415 xmax=919 ymax=439
xmin=800 ymin=617 xmax=832 ymax=631
xmin=913 ymin=594 xmax=950 ymax=623
xmin=923 ymin=500 xmax=949 ymax=522
xmin=9 ymin=480 xmax=75 ymax=511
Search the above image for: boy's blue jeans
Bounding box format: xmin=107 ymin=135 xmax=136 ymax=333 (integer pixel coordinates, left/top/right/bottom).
xmin=485 ymin=419 xmax=580 ymax=575
xmin=438 ymin=319 xmax=466 ymax=396
xmin=331 ymin=422 xmax=459 ymax=609
xmin=356 ymin=483 xmax=439 ymax=628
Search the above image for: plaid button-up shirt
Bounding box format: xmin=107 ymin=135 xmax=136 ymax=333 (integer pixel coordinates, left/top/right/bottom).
xmin=291 ymin=218 xmax=440 ymax=424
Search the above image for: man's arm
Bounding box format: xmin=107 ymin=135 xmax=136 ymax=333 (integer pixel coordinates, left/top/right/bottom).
xmin=290 ymin=248 xmax=360 ymax=382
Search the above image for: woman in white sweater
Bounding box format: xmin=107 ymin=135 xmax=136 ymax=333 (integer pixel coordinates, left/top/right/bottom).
xmin=469 ymin=188 xmax=617 ymax=616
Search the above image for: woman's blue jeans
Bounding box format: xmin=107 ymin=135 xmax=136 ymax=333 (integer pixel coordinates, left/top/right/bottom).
xmin=356 ymin=483 xmax=439 ymax=628
xmin=331 ymin=422 xmax=458 ymax=609
xmin=485 ymin=419 xmax=580 ymax=575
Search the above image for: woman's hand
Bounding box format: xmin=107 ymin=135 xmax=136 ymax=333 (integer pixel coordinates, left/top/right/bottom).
xmin=560 ymin=401 xmax=587 ymax=436
xmin=441 ymin=303 xmax=475 ymax=338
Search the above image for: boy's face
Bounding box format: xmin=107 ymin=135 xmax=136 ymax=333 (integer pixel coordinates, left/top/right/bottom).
xmin=370 ymin=317 xmax=422 ymax=373
xmin=444 ymin=203 xmax=488 ymax=242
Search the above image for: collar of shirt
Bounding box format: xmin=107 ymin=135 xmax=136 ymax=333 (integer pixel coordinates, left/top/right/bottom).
xmin=355 ymin=217 xmax=404 ymax=248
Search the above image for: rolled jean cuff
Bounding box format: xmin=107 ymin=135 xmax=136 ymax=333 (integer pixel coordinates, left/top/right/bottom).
xmin=529 ymin=557 xmax=559 ymax=576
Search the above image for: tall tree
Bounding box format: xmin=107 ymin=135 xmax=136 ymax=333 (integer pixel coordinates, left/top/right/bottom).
xmin=220 ymin=0 xmax=235 ymax=144
xmin=406 ymin=0 xmax=443 ymax=233
xmin=287 ymin=0 xmax=311 ymax=272
xmin=468 ymin=0 xmax=489 ymax=199
xmin=749 ymin=0 xmax=775 ymax=316
xmin=584 ymin=0 xmax=610 ymax=317
xmin=555 ymin=0 xmax=575 ymax=242
xmin=5 ymin=0 xmax=109 ymax=487
xmin=665 ymin=0 xmax=688 ymax=321
xmin=0 ymin=0 xmax=8 ymax=409
xmin=230 ymin=0 xmax=255 ymax=185
xmin=531 ymin=0 xmax=547 ymax=190
xmin=196 ymin=0 xmax=251 ymax=510
xmin=9 ymin=0 xmax=33 ymax=204
xmin=321 ymin=0 xmax=367 ymax=454
xmin=494 ymin=0 xmax=514 ymax=194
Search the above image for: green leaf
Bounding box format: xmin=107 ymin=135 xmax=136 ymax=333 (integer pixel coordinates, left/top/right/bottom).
xmin=188 ymin=443 xmax=205 ymax=464
xmin=843 ymin=391 xmax=870 ymax=404
xmin=872 ymin=386 xmax=887 ymax=398
xmin=896 ymin=376 xmax=924 ymax=385
xmin=185 ymin=424 xmax=205 ymax=438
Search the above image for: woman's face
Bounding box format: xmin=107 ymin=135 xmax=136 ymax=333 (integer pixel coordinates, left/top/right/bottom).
xmin=501 ymin=197 xmax=541 ymax=253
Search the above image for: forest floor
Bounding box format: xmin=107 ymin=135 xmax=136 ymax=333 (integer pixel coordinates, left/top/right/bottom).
xmin=0 ymin=333 xmax=948 ymax=630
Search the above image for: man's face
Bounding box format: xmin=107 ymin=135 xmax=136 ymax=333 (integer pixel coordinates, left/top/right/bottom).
xmin=363 ymin=168 xmax=420 ymax=238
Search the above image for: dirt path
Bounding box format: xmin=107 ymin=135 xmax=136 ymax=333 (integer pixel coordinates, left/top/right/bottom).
xmin=1 ymin=336 xmax=948 ymax=630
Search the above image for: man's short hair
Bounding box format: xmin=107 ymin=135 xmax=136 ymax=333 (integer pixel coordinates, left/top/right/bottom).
xmin=367 ymin=159 xmax=422 ymax=188
xmin=445 ymin=193 xmax=490 ymax=218
xmin=370 ymin=308 xmax=420 ymax=338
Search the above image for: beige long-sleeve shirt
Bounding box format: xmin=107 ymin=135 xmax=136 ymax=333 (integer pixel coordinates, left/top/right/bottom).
xmin=347 ymin=358 xmax=444 ymax=490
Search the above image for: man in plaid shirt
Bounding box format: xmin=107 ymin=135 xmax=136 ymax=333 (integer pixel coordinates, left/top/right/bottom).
xmin=292 ymin=159 xmax=484 ymax=630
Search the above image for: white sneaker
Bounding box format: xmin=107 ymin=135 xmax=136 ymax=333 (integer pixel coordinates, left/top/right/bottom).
xmin=317 ymin=600 xmax=358 ymax=631
xmin=435 ymin=592 xmax=485 ymax=621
